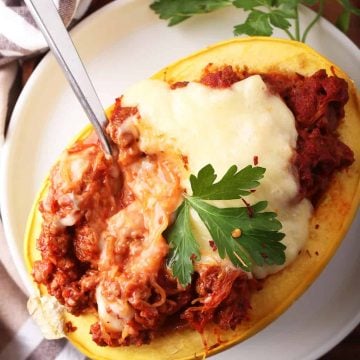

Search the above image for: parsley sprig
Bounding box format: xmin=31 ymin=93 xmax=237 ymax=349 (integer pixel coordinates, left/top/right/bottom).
xmin=336 ymin=0 xmax=360 ymax=33
xmin=150 ymin=0 xmax=359 ymax=43
xmin=165 ymin=164 xmax=286 ymax=286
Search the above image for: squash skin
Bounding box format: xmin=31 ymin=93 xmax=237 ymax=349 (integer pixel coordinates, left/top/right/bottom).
xmin=24 ymin=37 xmax=360 ymax=360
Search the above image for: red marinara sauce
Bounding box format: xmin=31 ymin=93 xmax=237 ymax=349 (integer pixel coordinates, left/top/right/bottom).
xmin=31 ymin=64 xmax=355 ymax=347
xmin=197 ymin=65 xmax=354 ymax=203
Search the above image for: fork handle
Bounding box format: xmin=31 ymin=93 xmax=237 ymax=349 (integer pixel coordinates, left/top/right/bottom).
xmin=24 ymin=0 xmax=113 ymax=157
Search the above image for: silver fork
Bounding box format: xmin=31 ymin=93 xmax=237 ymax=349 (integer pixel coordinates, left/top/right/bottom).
xmin=24 ymin=0 xmax=114 ymax=157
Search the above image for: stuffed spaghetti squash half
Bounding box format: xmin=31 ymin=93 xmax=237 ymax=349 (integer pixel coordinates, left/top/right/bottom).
xmin=25 ymin=37 xmax=360 ymax=360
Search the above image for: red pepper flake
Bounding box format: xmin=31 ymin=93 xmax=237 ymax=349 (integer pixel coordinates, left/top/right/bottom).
xmin=209 ymin=240 xmax=217 ymax=251
xmin=182 ymin=155 xmax=189 ymax=170
xmin=250 ymin=189 xmax=256 ymax=193
xmin=65 ymin=321 xmax=77 ymax=333
xmin=315 ymin=251 xmax=319 ymax=256
xmin=330 ymin=65 xmax=337 ymax=77
xmin=253 ymin=155 xmax=259 ymax=166
xmin=306 ymin=249 xmax=312 ymax=258
xmin=315 ymin=224 xmax=320 ymax=229
xmin=241 ymin=198 xmax=254 ymax=217
xmin=190 ymin=253 xmax=197 ymax=261
xmin=170 ymin=81 xmax=189 ymax=90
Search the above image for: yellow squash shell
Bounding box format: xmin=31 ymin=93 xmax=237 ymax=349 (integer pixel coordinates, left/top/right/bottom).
xmin=24 ymin=37 xmax=360 ymax=360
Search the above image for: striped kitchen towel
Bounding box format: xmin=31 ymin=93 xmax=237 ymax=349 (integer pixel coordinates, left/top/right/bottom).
xmin=0 ymin=0 xmax=95 ymax=146
xmin=0 ymin=239 xmax=84 ymax=360
xmin=0 ymin=1 xmax=112 ymax=359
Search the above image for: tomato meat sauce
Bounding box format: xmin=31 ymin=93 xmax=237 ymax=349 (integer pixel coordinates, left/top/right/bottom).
xmin=32 ymin=65 xmax=354 ymax=347
xmin=199 ymin=65 xmax=354 ymax=203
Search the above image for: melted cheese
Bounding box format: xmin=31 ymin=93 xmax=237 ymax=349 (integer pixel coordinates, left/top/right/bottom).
xmin=96 ymin=285 xmax=134 ymax=332
xmin=96 ymin=154 xmax=184 ymax=331
xmin=121 ymin=75 xmax=313 ymax=278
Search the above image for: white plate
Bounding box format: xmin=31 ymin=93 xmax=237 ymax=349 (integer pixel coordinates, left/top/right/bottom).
xmin=1 ymin=1 xmax=359 ymax=359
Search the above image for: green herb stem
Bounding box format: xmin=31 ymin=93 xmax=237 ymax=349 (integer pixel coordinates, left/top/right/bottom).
xmin=283 ymin=28 xmax=295 ymax=40
xmin=295 ymin=5 xmax=301 ymax=41
xmin=302 ymin=0 xmax=324 ymax=43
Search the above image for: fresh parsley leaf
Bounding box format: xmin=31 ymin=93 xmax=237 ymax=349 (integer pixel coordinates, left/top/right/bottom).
xmin=165 ymin=201 xmax=200 ymax=286
xmin=234 ymin=10 xmax=273 ymax=36
xmin=188 ymin=196 xmax=252 ymax=269
xmin=276 ymin=2 xmax=297 ymax=19
xmin=165 ymin=164 xmax=286 ymax=285
xmin=233 ymin=0 xmax=271 ymax=11
xmin=168 ymin=15 xmax=192 ymax=26
xmin=241 ymin=229 xmax=286 ymax=266
xmin=150 ymin=0 xmax=360 ymax=42
xmin=300 ymin=0 xmax=319 ymax=6
xmin=269 ymin=10 xmax=292 ymax=28
xmin=190 ymin=164 xmax=265 ymax=200
xmin=150 ymin=0 xmax=232 ymax=26
xmin=336 ymin=10 xmax=351 ymax=33
xmin=187 ymin=198 xmax=285 ymax=270
xmin=339 ymin=0 xmax=360 ymax=15
xmin=275 ymin=0 xmax=298 ymax=6
xmin=336 ymin=0 xmax=360 ymax=33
